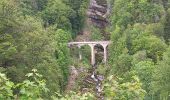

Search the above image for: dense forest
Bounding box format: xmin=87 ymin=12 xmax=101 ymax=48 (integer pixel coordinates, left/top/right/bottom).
xmin=0 ymin=0 xmax=170 ymax=99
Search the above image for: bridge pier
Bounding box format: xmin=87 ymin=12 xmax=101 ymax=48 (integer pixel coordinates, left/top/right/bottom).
xmin=89 ymin=44 xmax=96 ymax=65
xmin=78 ymin=45 xmax=82 ymax=60
xmin=101 ymin=44 xmax=108 ymax=64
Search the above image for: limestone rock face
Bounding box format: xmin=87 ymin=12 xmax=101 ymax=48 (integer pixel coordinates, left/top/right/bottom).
xmin=75 ymin=0 xmax=111 ymax=41
xmin=88 ymin=0 xmax=110 ymax=28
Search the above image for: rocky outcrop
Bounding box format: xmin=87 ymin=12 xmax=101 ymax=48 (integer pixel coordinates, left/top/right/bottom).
xmin=65 ymin=66 xmax=88 ymax=92
xmin=75 ymin=0 xmax=111 ymax=41
xmin=65 ymin=66 xmax=78 ymax=92
xmin=81 ymin=66 xmax=105 ymax=99
xmin=88 ymin=0 xmax=110 ymax=28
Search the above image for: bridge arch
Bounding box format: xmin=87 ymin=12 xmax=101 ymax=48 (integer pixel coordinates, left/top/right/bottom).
xmin=68 ymin=41 xmax=111 ymax=65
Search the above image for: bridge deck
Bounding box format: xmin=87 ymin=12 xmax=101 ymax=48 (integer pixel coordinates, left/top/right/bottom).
xmin=68 ymin=41 xmax=111 ymax=45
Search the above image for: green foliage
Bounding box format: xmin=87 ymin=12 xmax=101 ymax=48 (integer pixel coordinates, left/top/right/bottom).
xmin=90 ymin=26 xmax=104 ymax=41
xmin=0 ymin=0 xmax=91 ymax=97
xmin=66 ymin=0 xmax=89 ymax=34
xmin=132 ymin=50 xmax=149 ymax=64
xmin=111 ymin=0 xmax=164 ymax=28
xmin=96 ymin=64 xmax=108 ymax=75
xmin=52 ymin=92 xmax=94 ymax=100
xmin=0 ymin=33 xmax=17 ymax=67
xmin=19 ymin=0 xmax=48 ymax=15
xmin=15 ymin=69 xmax=48 ymax=99
xmin=41 ymin=0 xmax=89 ymax=35
xmin=55 ymin=29 xmax=71 ymax=91
xmin=0 ymin=69 xmax=95 ymax=100
xmin=0 ymin=0 xmax=21 ymax=68
xmin=110 ymin=53 xmax=132 ymax=76
xmin=104 ymin=75 xmax=146 ymax=100
xmin=133 ymin=61 xmax=155 ymax=95
xmin=0 ymin=73 xmax=14 ymax=99
xmin=109 ymin=26 xmax=126 ymax=63
xmin=42 ymin=0 xmax=73 ymax=30
xmin=0 ymin=0 xmax=73 ymax=97
xmin=120 ymin=23 xmax=167 ymax=61
xmin=1 ymin=70 xmax=149 ymax=100
xmin=152 ymin=47 xmax=170 ymax=99
xmin=108 ymin=0 xmax=170 ymax=99
xmin=164 ymin=8 xmax=170 ymax=43
xmin=1 ymin=0 xmax=170 ymax=99
xmin=0 ymin=69 xmax=48 ymax=100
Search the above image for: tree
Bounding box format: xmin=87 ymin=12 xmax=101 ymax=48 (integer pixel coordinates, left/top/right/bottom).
xmin=54 ymin=29 xmax=71 ymax=91
xmin=164 ymin=8 xmax=170 ymax=43
xmin=0 ymin=0 xmax=21 ymax=67
xmin=111 ymin=0 xmax=164 ymax=28
xmin=133 ymin=61 xmax=155 ymax=99
xmin=152 ymin=47 xmax=170 ymax=100
xmin=104 ymin=75 xmax=146 ymax=100
xmin=0 ymin=0 xmax=72 ymax=97
xmin=41 ymin=0 xmax=74 ymax=30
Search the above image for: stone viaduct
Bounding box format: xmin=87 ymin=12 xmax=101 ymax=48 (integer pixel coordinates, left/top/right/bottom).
xmin=68 ymin=41 xmax=111 ymax=65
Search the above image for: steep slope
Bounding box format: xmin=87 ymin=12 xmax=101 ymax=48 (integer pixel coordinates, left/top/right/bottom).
xmin=75 ymin=0 xmax=110 ymax=41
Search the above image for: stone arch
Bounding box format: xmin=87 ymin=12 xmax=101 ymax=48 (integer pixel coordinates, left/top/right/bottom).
xmin=100 ymin=43 xmax=109 ymax=64
xmin=68 ymin=41 xmax=111 ymax=65
xmin=94 ymin=43 xmax=104 ymax=64
xmin=78 ymin=44 xmax=91 ymax=62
